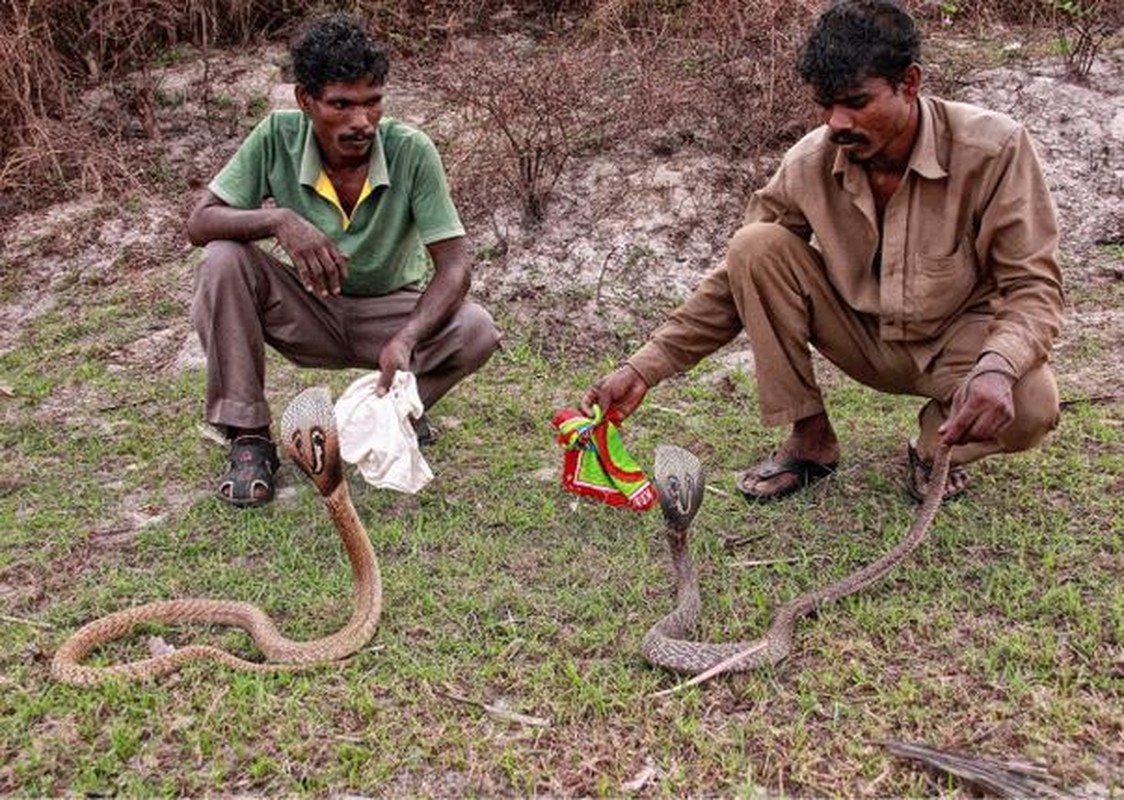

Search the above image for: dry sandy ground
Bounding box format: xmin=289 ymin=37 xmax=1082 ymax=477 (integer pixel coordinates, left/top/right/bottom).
xmin=1 ymin=36 xmax=1121 ymax=394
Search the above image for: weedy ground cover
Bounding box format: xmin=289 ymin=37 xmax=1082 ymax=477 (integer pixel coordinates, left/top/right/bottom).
xmin=1 ymin=0 xmax=1121 ymax=795
xmin=0 ymin=244 xmax=1120 ymax=795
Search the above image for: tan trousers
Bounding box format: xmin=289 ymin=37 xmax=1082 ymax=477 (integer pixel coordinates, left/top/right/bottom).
xmin=724 ymin=223 xmax=1059 ymax=465
xmin=191 ymin=241 xmax=502 ymax=430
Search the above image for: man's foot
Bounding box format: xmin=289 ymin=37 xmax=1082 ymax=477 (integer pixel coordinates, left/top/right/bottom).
xmin=736 ymin=414 xmax=841 ymax=502
xmin=904 ymin=440 xmax=970 ymax=503
xmin=737 ymin=452 xmax=839 ymax=503
xmin=412 ymin=414 xmax=438 ymax=447
xmin=217 ymin=435 xmax=280 ymax=508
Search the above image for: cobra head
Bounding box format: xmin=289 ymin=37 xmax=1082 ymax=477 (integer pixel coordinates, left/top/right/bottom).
xmin=280 ymin=386 xmax=343 ymax=497
xmin=652 ymin=445 xmax=705 ymax=532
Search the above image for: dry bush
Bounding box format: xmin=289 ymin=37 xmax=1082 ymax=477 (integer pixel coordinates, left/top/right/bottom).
xmin=0 ymin=0 xmax=592 ymax=211
xmin=905 ymin=0 xmax=1051 ymax=27
xmin=582 ymin=0 xmax=822 ymax=192
xmin=577 ymin=0 xmax=1117 ymax=193
xmin=434 ymin=0 xmax=819 ymax=226
xmin=352 ymin=0 xmax=595 ymax=50
xmin=1 ymin=0 xmax=320 ymax=210
xmin=433 ymin=37 xmax=625 ymax=228
xmin=0 ymin=1 xmax=72 ymax=192
xmin=667 ymin=1 xmax=821 ymax=166
xmin=1044 ymin=0 xmax=1122 ymax=79
xmin=2 ymin=0 xmax=1116 ymax=218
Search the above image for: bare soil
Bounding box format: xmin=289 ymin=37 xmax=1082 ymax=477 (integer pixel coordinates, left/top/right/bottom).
xmin=2 ymin=37 xmax=1121 ymax=395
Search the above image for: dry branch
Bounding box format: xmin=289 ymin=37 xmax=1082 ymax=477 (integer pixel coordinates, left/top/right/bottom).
xmin=882 ymin=740 xmax=1074 ymax=798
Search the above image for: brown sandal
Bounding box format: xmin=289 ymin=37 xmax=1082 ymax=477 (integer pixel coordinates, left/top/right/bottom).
xmin=905 ymin=441 xmax=969 ymax=503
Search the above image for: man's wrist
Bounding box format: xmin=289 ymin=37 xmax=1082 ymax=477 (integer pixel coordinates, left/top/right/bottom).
xmin=626 ymin=344 xmax=675 ymax=388
xmin=268 ymin=207 xmax=295 ymax=239
xmin=620 ymin=363 xmax=648 ymax=387
xmin=968 ymin=353 xmax=1018 ymax=385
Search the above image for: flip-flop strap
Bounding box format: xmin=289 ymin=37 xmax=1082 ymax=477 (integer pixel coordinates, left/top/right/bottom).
xmin=755 ymin=455 xmax=834 ymax=481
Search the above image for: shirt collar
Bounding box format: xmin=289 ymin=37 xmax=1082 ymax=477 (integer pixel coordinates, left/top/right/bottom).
xmin=831 ymin=96 xmax=947 ymax=186
xmin=907 ymin=97 xmax=946 ymax=180
xmin=298 ymin=121 xmax=391 ymax=188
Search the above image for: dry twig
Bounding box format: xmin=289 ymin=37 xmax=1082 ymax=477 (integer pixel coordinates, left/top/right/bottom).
xmin=881 ymin=740 xmax=1074 ymax=799
xmin=439 ymin=686 xmax=552 ymax=727
xmin=1 ymin=613 xmax=54 ymax=630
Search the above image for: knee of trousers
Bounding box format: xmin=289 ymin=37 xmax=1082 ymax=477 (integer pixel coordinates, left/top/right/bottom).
xmin=727 ymin=222 xmax=815 ymax=290
xmin=195 ymin=241 xmax=261 ymax=290
xmin=447 ymin=302 xmax=502 ymax=369
xmin=999 ymin=364 xmax=1061 ymax=453
xmin=192 ymin=241 xmax=265 ymax=321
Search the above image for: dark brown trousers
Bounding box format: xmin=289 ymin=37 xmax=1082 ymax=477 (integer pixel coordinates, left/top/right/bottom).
xmin=191 ymin=241 xmax=501 ymax=430
xmin=725 ymin=223 xmax=1059 ymax=465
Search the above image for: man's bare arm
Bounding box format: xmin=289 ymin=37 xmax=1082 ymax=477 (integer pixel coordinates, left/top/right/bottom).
xmin=186 ymin=190 xmax=348 ymax=296
xmin=374 ymin=236 xmax=471 ymax=393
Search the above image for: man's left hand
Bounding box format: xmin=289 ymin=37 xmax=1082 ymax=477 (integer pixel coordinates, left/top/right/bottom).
xmin=375 ymin=334 xmax=416 ymax=396
xmin=939 ymin=362 xmax=1016 ymax=446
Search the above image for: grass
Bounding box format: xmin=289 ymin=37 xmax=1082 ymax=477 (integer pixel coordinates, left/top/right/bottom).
xmin=0 ymin=236 xmax=1121 ymax=797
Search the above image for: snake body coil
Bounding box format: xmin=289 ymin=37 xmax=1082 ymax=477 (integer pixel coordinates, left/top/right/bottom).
xmin=51 ymin=386 xmax=382 ymax=686
xmin=643 ymin=444 xmax=951 ymax=677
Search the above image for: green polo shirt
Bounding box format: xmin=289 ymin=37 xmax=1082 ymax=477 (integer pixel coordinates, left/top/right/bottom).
xmin=209 ymin=110 xmax=465 ymax=296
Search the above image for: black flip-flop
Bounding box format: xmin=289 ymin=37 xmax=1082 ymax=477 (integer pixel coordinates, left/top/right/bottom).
xmin=217 ymin=435 xmax=280 ymax=508
xmin=737 ymin=453 xmax=838 ymax=503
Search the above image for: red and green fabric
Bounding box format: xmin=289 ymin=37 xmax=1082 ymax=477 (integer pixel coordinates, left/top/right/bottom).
xmin=551 ymin=405 xmax=656 ymax=512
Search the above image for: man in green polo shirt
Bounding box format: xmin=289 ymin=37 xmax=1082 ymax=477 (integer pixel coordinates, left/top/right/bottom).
xmin=187 ymin=14 xmax=501 ymax=507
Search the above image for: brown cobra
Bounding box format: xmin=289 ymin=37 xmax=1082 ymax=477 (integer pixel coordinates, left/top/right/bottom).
xmin=642 ymin=443 xmax=951 ymax=682
xmin=51 ymin=386 xmax=382 ymax=686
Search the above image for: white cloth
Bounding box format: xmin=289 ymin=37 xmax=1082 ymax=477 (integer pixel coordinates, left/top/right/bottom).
xmin=333 ymin=371 xmax=433 ymax=494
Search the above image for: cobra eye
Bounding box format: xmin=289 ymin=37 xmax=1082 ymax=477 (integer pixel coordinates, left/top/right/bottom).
xmin=311 ymin=428 xmax=327 ymax=474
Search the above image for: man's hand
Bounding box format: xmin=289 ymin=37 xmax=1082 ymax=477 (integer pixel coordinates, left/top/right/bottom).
xmin=375 ymin=333 xmax=416 ymax=396
xmin=939 ymin=358 xmax=1016 ymax=446
xmin=366 ymin=237 xmax=471 ymax=399
xmin=274 ymin=210 xmax=349 ymax=297
xmin=186 ymin=193 xmax=348 ymax=297
xmin=581 ymin=365 xmax=649 ymax=421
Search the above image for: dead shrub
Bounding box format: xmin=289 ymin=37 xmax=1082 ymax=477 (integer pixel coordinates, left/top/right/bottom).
xmin=2 ymin=0 xmax=1115 ymax=219
xmin=434 ymin=1 xmax=822 ymax=225
xmin=433 ymin=37 xmax=622 ymax=227
xmin=1044 ymin=0 xmax=1121 ymax=79
xmin=1 ymin=119 xmax=144 ymax=203
xmin=0 ymin=1 xmax=71 ymax=186
xmin=0 ymin=0 xmax=589 ymax=211
xmin=0 ymin=0 xmax=309 ymax=209
xmin=904 ymin=0 xmax=1051 ymax=28
xmin=582 ymin=0 xmax=821 ymax=191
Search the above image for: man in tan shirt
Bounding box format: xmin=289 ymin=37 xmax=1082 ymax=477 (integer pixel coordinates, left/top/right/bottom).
xmin=584 ymin=0 xmax=1063 ymax=502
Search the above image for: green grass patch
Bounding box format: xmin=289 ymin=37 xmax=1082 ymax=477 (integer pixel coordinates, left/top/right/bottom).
xmin=1 ymin=271 xmax=1121 ymax=797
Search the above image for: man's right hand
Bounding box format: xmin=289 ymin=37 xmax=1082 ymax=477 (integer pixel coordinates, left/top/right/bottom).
xmin=581 ymin=364 xmax=649 ymax=421
xmin=275 ymin=210 xmax=349 ymax=297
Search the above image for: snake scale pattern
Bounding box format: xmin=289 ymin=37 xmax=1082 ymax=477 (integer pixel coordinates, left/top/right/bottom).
xmin=51 ymin=387 xmax=382 ymax=686
xmin=643 ymin=443 xmax=951 ymax=678
xmin=51 ymin=385 xmax=949 ymax=687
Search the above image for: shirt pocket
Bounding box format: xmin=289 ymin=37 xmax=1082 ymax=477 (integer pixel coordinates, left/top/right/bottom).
xmin=909 ymin=233 xmax=978 ymax=329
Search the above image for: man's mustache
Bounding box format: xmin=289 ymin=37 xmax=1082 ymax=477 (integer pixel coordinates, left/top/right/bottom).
xmin=830 ymin=131 xmax=868 ymax=146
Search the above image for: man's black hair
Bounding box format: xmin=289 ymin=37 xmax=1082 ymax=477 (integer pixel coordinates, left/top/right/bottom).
xmin=796 ymin=0 xmax=921 ymax=98
xmin=291 ymin=14 xmax=389 ymax=97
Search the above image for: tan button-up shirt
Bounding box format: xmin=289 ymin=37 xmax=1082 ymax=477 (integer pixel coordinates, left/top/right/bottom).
xmin=630 ymin=96 xmax=1064 ymax=384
